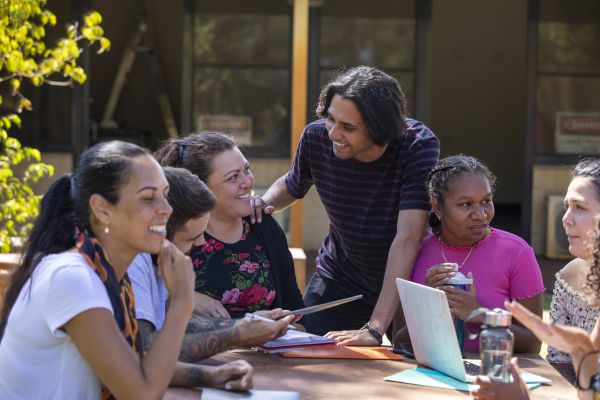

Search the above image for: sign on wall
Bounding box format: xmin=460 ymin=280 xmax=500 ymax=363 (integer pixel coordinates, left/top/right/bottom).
xmin=197 ymin=115 xmax=253 ymax=145
xmin=555 ymin=112 xmax=600 ymax=154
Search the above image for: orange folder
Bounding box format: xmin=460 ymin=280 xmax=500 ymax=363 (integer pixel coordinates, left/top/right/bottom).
xmin=281 ymin=345 xmax=404 ymax=360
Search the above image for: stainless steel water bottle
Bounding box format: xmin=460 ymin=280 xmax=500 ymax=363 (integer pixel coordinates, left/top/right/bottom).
xmin=479 ymin=308 xmax=514 ymax=382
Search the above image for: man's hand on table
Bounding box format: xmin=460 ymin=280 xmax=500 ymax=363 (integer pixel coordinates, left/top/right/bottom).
xmin=203 ymin=360 xmax=254 ymax=391
xmin=236 ymin=311 xmax=296 ymax=347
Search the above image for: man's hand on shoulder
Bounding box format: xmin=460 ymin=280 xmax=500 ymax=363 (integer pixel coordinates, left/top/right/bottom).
xmin=249 ymin=195 xmax=274 ymax=224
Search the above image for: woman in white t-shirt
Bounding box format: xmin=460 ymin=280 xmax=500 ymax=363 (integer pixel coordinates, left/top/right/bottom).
xmin=0 ymin=141 xmax=214 ymax=399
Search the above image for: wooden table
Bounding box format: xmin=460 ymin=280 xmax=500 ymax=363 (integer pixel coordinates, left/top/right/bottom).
xmin=167 ymin=349 xmax=578 ymax=399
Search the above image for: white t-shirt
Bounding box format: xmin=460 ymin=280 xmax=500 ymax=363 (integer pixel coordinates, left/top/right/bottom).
xmin=128 ymin=253 xmax=168 ymax=330
xmin=0 ymin=251 xmax=113 ymax=400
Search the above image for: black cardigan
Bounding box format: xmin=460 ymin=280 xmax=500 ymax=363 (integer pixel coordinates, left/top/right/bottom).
xmin=244 ymin=215 xmax=305 ymax=312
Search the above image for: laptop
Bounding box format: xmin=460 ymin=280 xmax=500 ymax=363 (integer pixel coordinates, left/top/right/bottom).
xmin=395 ymin=278 xmax=551 ymax=384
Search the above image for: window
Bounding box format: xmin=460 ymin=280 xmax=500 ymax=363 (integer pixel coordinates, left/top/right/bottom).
xmin=192 ymin=1 xmax=291 ymax=156
xmin=534 ymin=0 xmax=600 ymax=156
xmin=191 ymin=0 xmax=421 ymax=157
xmin=311 ymin=0 xmax=417 ymax=120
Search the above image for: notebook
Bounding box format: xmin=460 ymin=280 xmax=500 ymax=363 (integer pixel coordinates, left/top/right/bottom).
xmin=395 ymin=278 xmax=551 ymax=384
xmin=255 ymin=329 xmax=337 ymax=353
xmin=281 ymin=345 xmax=405 ymax=360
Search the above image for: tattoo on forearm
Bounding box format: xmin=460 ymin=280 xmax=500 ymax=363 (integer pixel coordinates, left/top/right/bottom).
xmin=138 ymin=319 xmax=158 ymax=351
xmin=178 ymin=314 xmax=241 ymax=363
xmin=181 ymin=365 xmax=207 ymax=387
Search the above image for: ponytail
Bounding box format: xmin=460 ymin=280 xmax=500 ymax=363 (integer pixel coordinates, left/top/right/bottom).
xmin=154 ymin=139 xmax=184 ymax=168
xmin=0 ymin=175 xmax=76 ymax=339
xmin=155 ymin=132 xmax=236 ymax=182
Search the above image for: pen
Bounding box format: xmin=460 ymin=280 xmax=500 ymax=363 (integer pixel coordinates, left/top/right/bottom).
xmin=244 ymin=313 xmax=296 ymax=330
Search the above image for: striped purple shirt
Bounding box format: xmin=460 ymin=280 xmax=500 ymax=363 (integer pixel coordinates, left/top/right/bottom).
xmin=285 ymin=118 xmax=440 ymax=299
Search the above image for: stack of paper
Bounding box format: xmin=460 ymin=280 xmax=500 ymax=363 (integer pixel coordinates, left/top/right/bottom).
xmin=256 ymin=330 xmax=337 ymax=353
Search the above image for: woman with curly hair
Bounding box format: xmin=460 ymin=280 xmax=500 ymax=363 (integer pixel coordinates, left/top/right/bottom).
xmin=547 ymin=158 xmax=600 ymax=383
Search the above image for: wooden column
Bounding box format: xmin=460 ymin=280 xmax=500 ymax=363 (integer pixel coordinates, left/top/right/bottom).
xmin=290 ymin=0 xmax=309 ymax=248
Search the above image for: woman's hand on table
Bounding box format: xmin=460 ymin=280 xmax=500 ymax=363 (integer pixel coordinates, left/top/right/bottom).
xmin=193 ymin=293 xmax=231 ymax=319
xmin=425 ymin=263 xmax=457 ymax=288
xmin=324 ymin=329 xmax=380 ymax=346
xmin=472 ymin=357 xmax=530 ymax=400
xmin=203 ymin=360 xmax=254 ymax=391
xmin=440 ymin=272 xmax=481 ymax=322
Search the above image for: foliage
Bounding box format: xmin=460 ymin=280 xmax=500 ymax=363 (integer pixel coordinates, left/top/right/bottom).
xmin=0 ymin=0 xmax=110 ymax=252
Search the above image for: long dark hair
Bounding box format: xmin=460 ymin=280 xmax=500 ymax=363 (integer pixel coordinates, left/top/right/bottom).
xmin=316 ymin=66 xmax=407 ymax=146
xmin=0 ymin=141 xmax=149 ymax=339
xmin=154 ymin=132 xmax=236 ymax=182
xmin=163 ymin=167 xmax=216 ymax=239
xmin=426 ymin=154 xmax=497 ymax=232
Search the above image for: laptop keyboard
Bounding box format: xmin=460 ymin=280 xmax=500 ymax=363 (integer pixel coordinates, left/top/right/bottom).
xmin=464 ymin=361 xmax=481 ymax=376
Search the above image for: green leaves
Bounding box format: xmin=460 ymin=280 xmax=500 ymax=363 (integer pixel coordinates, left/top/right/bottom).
xmin=0 ymin=120 xmax=54 ymax=251
xmin=0 ymin=1 xmax=110 ymax=107
xmin=0 ymin=1 xmax=108 ymax=252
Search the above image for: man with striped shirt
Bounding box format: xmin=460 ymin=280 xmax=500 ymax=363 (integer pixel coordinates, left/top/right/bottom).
xmin=253 ymin=66 xmax=440 ymax=345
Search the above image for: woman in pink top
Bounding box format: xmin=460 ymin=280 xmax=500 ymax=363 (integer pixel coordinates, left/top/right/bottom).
xmin=408 ymin=154 xmax=544 ymax=353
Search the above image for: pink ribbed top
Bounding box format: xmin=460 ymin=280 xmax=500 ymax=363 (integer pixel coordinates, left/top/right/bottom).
xmin=411 ymin=228 xmax=545 ymax=352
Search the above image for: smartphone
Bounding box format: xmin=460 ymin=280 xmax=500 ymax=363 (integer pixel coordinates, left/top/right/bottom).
xmin=392 ymin=342 xmax=415 ymax=359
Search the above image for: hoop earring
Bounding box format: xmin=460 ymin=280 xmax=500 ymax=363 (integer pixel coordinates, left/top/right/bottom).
xmin=104 ymin=223 xmax=110 ymax=234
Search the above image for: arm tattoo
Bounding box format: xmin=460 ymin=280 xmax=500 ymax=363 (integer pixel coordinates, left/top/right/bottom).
xmin=138 ymin=319 xmax=158 ymax=351
xmin=178 ymin=314 xmax=241 ymax=363
xmin=180 ymin=364 xmax=208 ymax=387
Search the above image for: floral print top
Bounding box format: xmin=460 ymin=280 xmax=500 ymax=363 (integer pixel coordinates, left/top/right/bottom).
xmin=189 ymin=220 xmax=277 ymax=318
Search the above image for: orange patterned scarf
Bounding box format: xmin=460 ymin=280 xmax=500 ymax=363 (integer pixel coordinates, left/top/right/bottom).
xmin=76 ymin=230 xmax=141 ymax=399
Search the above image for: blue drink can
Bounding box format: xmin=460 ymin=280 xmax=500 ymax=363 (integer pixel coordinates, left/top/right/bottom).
xmin=447 ymin=271 xmax=473 ymax=352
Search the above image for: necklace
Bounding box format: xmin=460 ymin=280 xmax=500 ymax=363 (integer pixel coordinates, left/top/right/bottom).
xmin=440 ymin=244 xmax=474 ymax=270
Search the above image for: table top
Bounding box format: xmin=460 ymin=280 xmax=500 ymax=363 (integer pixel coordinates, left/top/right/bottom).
xmin=167 ymin=348 xmax=578 ymax=399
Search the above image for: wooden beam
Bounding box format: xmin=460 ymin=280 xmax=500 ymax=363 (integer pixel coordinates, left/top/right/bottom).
xmin=290 ymin=0 xmax=309 ymax=248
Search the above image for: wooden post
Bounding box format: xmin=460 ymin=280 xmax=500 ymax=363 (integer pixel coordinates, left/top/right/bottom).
xmin=290 ymin=0 xmax=309 ymax=248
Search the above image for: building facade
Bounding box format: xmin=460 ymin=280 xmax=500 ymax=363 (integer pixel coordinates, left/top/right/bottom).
xmin=14 ymin=0 xmax=600 ymax=258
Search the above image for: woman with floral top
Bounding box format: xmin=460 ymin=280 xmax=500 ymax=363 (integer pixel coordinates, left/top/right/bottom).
xmin=546 ymin=158 xmax=600 ymax=384
xmin=155 ymin=132 xmax=305 ymax=323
